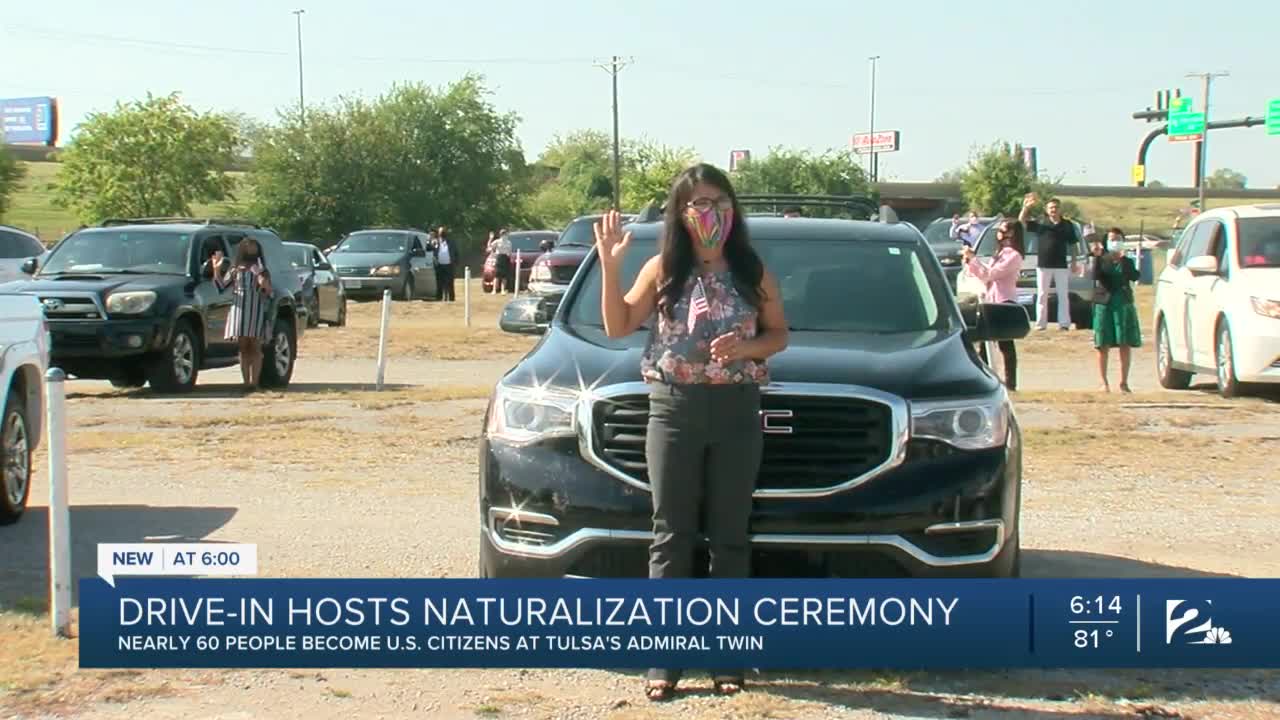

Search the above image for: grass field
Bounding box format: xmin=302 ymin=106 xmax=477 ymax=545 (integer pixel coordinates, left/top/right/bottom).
xmin=0 ymin=160 xmax=1233 ymax=242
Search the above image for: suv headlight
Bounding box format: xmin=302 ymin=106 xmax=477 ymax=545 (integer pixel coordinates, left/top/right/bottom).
xmin=106 ymin=291 xmax=157 ymax=315
xmin=373 ymin=265 xmax=401 ymax=276
xmin=486 ymin=382 xmax=577 ymax=445
xmin=530 ymin=261 xmax=551 ymax=282
xmin=1251 ymin=297 xmax=1280 ymax=320
xmin=911 ymin=393 xmax=1010 ymax=450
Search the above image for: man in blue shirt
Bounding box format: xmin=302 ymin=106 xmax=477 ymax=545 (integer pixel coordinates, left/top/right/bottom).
xmin=950 ymin=211 xmax=987 ymax=247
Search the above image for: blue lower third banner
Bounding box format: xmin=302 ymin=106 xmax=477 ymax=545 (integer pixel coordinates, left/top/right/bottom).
xmin=79 ymin=579 xmax=1279 ymax=669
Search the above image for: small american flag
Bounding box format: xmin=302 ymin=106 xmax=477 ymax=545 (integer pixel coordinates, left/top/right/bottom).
xmin=687 ymin=277 xmax=710 ymax=330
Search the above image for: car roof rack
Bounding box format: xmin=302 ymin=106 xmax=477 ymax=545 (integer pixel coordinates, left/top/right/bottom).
xmin=98 ymin=217 xmax=263 ymax=229
xmin=632 ymin=193 xmax=887 ymax=224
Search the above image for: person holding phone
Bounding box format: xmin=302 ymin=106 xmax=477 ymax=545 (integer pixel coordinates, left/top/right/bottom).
xmin=961 ymin=219 xmax=1025 ymax=390
xmin=1090 ymin=227 xmax=1142 ymax=392
xmin=207 ymin=238 xmax=273 ymax=390
xmin=596 ymin=163 xmax=788 ymax=701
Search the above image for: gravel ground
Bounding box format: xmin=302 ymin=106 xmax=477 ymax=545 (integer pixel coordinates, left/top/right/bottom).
xmin=3 ymin=319 xmax=1279 ymax=719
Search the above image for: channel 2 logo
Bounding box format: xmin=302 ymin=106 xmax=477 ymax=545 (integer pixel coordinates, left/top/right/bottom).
xmin=1165 ymin=600 xmax=1233 ymax=645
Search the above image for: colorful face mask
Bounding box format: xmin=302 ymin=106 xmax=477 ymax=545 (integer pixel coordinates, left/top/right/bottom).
xmin=683 ymin=206 xmax=734 ymax=249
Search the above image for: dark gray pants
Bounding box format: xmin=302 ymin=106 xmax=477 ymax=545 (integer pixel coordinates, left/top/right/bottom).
xmin=646 ymin=382 xmax=762 ymax=579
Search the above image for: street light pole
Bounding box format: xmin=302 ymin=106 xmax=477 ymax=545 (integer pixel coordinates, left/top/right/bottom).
xmin=868 ymin=55 xmax=880 ymax=183
xmin=292 ymin=9 xmax=306 ymax=124
xmin=1187 ymin=70 xmax=1228 ymax=210
xmin=595 ymin=56 xmax=632 ymax=209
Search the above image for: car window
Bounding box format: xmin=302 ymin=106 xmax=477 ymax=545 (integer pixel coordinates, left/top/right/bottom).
xmin=1209 ymin=221 xmax=1228 ymax=272
xmin=1183 ymin=221 xmax=1215 ymax=261
xmin=1237 ymin=217 xmax=1280 ymax=269
xmin=557 ymin=219 xmax=596 ymax=247
xmin=312 ymin=249 xmax=325 ymax=266
xmin=510 ymin=234 xmax=550 ymax=252
xmin=286 ymin=245 xmax=311 ymax=268
xmin=335 ymin=233 xmax=408 ymax=253
xmin=39 ymin=229 xmax=192 ymax=275
xmin=0 ymin=230 xmax=45 ymax=258
xmin=568 ymin=235 xmax=951 ymax=334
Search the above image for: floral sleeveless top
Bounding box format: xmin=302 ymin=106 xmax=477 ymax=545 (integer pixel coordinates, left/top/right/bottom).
xmin=641 ymin=269 xmax=769 ymax=385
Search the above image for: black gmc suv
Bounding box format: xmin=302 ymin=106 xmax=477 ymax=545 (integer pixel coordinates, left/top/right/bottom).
xmin=480 ymin=197 xmax=1031 ymax=579
xmin=0 ymin=219 xmax=304 ymax=393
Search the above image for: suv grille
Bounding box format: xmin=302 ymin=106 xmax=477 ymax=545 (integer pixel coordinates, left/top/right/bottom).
xmin=591 ymin=393 xmax=894 ymax=492
xmin=336 ymin=266 xmax=371 ymax=276
xmin=38 ymin=295 xmax=102 ymax=321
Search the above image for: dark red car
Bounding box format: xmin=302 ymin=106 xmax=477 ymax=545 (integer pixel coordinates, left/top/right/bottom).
xmin=482 ymin=231 xmax=558 ymax=293
xmin=526 ymin=214 xmax=635 ymax=295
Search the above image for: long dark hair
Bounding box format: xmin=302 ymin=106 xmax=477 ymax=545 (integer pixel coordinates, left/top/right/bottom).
xmin=234 ymin=237 xmax=263 ymax=266
xmin=1000 ymin=221 xmax=1026 ymax=257
xmin=656 ymin=163 xmax=764 ymax=320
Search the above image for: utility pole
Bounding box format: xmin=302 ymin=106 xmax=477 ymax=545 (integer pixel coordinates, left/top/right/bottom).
xmin=595 ymin=56 xmax=632 ymax=209
xmin=1187 ymin=70 xmax=1228 ymax=209
xmin=868 ymin=55 xmax=880 ymax=183
xmin=293 ymin=9 xmax=306 ymax=124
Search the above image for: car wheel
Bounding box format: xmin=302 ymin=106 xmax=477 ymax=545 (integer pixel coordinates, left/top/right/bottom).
xmin=147 ymin=322 xmax=200 ymax=393
xmin=109 ymin=366 xmax=147 ymax=389
xmin=307 ymin=291 xmax=320 ymax=329
xmin=259 ymin=315 xmax=296 ymax=389
xmin=1215 ymin=321 xmax=1242 ymax=399
xmin=401 ymin=276 xmax=415 ymax=302
xmin=0 ymin=391 xmax=32 ymax=525
xmin=330 ymin=296 xmax=347 ymax=327
xmin=1156 ymin=317 xmax=1192 ymax=390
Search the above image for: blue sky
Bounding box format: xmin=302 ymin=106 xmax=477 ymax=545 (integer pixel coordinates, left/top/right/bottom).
xmin=3 ymin=0 xmax=1277 ymax=187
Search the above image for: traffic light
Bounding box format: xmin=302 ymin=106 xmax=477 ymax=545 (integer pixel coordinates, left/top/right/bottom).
xmin=1134 ymin=88 xmax=1183 ymax=123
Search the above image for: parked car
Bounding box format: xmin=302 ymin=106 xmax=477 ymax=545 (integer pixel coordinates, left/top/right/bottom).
xmin=1154 ymin=203 xmax=1280 ymax=398
xmin=922 ymin=217 xmax=993 ymax=290
xmin=480 ymin=204 xmax=1031 ymax=579
xmin=0 ymin=219 xmax=304 ymax=393
xmin=0 ymin=225 xmax=48 ymax=286
xmin=482 ymin=231 xmax=558 ymax=293
xmin=285 ymin=241 xmax=347 ymax=328
xmin=957 ymin=216 xmax=1093 ymax=329
xmin=0 ymin=294 xmax=48 ymax=524
xmin=329 ymin=229 xmax=437 ymax=301
xmin=526 ymin=214 xmax=636 ymax=296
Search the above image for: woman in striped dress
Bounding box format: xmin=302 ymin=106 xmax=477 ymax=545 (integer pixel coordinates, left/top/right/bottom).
xmin=208 ymin=238 xmax=273 ymax=389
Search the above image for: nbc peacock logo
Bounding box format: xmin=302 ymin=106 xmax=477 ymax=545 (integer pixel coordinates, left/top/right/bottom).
xmin=1166 ymin=600 xmax=1233 ymax=645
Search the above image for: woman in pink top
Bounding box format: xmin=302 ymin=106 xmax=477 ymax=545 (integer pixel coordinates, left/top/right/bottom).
xmin=961 ymin=219 xmax=1025 ymax=390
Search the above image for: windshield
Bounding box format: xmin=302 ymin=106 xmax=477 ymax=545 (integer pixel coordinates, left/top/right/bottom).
xmin=286 ymin=245 xmax=311 ymax=268
xmin=557 ymin=219 xmax=597 ymax=247
xmin=568 ymin=236 xmax=950 ymax=334
xmin=335 ymin=233 xmax=408 ymax=254
xmin=1238 ymin=217 xmax=1280 ymax=268
xmin=923 ymin=221 xmax=964 ymax=248
xmin=510 ymin=233 xmax=553 ymax=252
xmin=40 ymin=230 xmax=192 ymax=275
xmin=0 ymin=230 xmax=44 ymax=259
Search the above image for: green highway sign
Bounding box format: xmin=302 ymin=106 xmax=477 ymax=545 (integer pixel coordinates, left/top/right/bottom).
xmin=1267 ymin=98 xmax=1280 ymax=136
xmin=1168 ymin=98 xmax=1204 ymax=143
xmin=1169 ymin=96 xmax=1192 ymax=113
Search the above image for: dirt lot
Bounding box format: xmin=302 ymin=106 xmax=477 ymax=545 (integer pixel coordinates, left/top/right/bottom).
xmin=2 ymin=283 xmax=1279 ymax=720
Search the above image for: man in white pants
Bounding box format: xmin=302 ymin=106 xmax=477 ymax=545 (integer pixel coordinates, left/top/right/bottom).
xmin=1018 ymin=193 xmax=1078 ymax=330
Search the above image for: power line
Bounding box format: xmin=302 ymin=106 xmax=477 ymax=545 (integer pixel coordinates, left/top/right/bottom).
xmin=594 ymin=56 xmax=632 ymax=209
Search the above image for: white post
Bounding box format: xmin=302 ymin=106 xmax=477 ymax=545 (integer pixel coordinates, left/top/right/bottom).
xmin=46 ymin=368 xmax=71 ymax=638
xmin=464 ymin=266 xmax=472 ymax=328
xmin=375 ymin=289 xmax=391 ymax=390
xmin=513 ymin=251 xmax=522 ymax=299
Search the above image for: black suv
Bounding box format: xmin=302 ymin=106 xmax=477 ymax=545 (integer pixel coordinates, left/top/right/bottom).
xmin=480 ymin=196 xmax=1031 ymax=579
xmin=0 ymin=219 xmax=304 ymax=392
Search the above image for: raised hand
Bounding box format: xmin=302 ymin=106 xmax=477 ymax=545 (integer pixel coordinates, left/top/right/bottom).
xmin=1022 ymin=192 xmax=1038 ymax=210
xmin=593 ymin=210 xmax=632 ymax=269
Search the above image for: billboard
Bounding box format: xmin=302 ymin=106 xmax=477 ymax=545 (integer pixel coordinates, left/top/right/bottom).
xmin=2 ymin=96 xmax=59 ymax=146
xmin=851 ymin=130 xmax=900 ymax=154
xmin=729 ymin=149 xmax=750 ymax=172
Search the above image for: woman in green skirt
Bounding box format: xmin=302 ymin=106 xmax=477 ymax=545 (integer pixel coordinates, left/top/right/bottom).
xmin=1090 ymin=227 xmax=1142 ymax=392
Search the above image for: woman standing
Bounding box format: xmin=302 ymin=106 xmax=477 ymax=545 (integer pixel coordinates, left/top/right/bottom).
xmin=1091 ymin=227 xmax=1142 ymax=392
xmin=961 ymin=219 xmax=1025 ymax=390
xmin=208 ymin=239 xmax=273 ymax=390
xmin=596 ymin=163 xmax=789 ymax=702
xmin=491 ymin=229 xmax=512 ymax=294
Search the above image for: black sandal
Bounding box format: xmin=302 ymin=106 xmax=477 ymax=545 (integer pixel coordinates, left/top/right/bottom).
xmin=644 ymin=680 xmax=677 ymax=702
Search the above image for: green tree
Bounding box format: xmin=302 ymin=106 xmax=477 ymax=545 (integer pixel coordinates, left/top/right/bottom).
xmin=250 ymin=75 xmax=525 ymax=251
xmin=0 ymin=146 xmax=27 ymax=222
xmin=733 ymin=147 xmax=870 ymax=197
xmin=1146 ymin=179 xmax=1165 ymax=188
xmin=1205 ymin=168 xmax=1246 ymax=190
xmin=53 ymin=92 xmax=238 ymax=222
xmin=620 ymin=140 xmax=698 ymax=211
xmin=957 ymin=141 xmax=1077 ymax=218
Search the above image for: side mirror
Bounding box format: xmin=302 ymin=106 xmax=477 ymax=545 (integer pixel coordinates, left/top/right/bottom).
xmin=1185 ymin=255 xmax=1219 ymax=275
xmin=965 ymin=302 xmax=1031 ymax=342
xmin=499 ymin=297 xmax=547 ymax=334
xmin=21 ymin=257 xmax=38 ymax=275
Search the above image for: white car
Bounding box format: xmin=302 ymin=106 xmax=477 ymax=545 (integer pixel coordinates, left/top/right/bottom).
xmin=1153 ymin=204 xmax=1280 ymax=397
xmin=0 ymin=225 xmax=47 ymax=285
xmin=0 ymin=293 xmax=49 ymax=523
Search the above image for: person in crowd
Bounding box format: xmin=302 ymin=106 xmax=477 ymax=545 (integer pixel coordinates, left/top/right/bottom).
xmin=434 ymin=226 xmax=457 ymax=301
xmin=782 ymin=206 xmax=803 ymax=218
xmin=207 ymin=238 xmax=273 ymax=390
xmin=1090 ymin=227 xmax=1142 ymax=393
xmin=950 ymin=210 xmax=986 ymax=247
xmin=491 ymin=229 xmax=512 ymax=294
xmin=1018 ymin=193 xmax=1078 ymax=331
xmin=961 ymin=218 xmax=1025 ymax=391
xmin=596 ymin=164 xmax=788 ymax=702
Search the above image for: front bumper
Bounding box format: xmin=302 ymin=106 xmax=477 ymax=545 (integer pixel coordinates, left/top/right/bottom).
xmin=340 ymin=276 xmax=403 ymax=295
xmin=48 ymin=318 xmax=169 ymax=360
xmin=479 ymin=430 xmax=1020 ymax=579
xmin=1231 ymin=315 xmax=1280 ymax=383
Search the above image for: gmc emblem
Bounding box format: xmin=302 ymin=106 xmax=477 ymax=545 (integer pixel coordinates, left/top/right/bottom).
xmin=760 ymin=409 xmax=793 ymax=434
